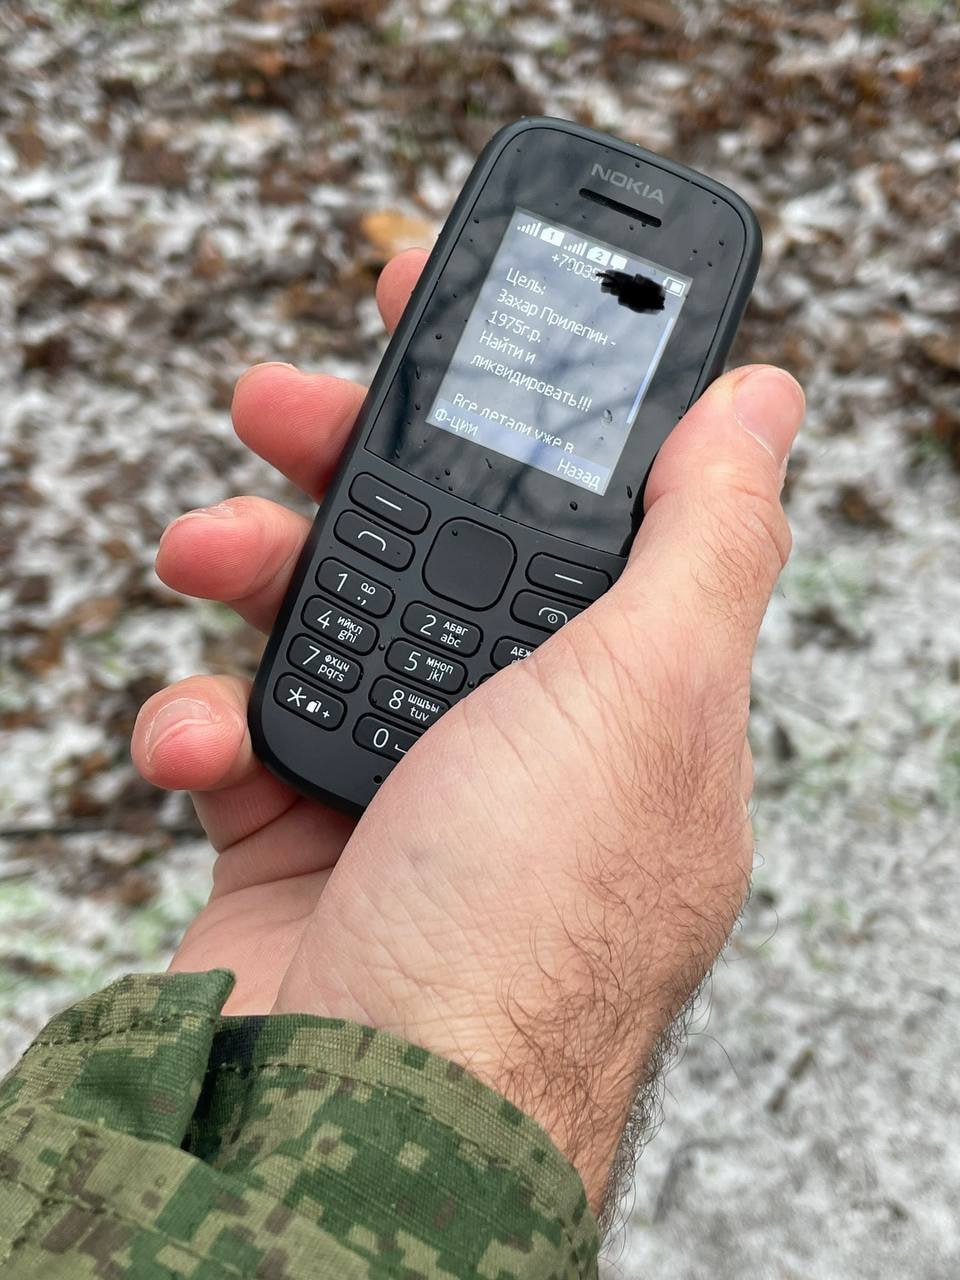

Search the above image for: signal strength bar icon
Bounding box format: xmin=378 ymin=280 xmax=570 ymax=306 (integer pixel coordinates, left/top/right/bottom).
xmin=567 ymin=238 xmax=588 ymax=256
xmin=518 ymin=218 xmax=542 ymax=237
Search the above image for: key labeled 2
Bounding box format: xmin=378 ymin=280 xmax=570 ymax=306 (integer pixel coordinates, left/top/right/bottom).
xmin=402 ymin=602 xmax=481 ymax=655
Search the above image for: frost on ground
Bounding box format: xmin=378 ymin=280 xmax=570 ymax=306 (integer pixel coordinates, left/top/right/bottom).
xmin=1 ymin=0 xmax=959 ymax=1275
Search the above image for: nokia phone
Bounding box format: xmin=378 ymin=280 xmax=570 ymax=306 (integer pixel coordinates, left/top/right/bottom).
xmin=248 ymin=117 xmax=761 ymax=812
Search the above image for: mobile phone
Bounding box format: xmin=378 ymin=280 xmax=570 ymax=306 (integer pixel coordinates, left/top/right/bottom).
xmin=248 ymin=116 xmax=761 ymax=812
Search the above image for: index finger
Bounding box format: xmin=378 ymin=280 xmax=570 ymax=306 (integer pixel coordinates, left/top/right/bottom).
xmin=231 ymin=248 xmax=428 ymax=500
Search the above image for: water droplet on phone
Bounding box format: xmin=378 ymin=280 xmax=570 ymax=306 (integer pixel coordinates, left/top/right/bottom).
xmin=415 ymin=365 xmax=421 ymax=379
xmin=602 ymin=408 xmax=613 ymax=424
xmin=570 ymin=500 xmax=578 ymax=511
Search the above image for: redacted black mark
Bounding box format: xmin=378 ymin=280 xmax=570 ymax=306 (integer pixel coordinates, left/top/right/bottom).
xmin=596 ymin=269 xmax=665 ymax=314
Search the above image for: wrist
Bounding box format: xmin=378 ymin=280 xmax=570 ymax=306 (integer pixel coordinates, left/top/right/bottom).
xmin=273 ymin=894 xmax=673 ymax=1211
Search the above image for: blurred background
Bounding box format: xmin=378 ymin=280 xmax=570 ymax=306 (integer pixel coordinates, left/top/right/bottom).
xmin=1 ymin=0 xmax=959 ymax=1274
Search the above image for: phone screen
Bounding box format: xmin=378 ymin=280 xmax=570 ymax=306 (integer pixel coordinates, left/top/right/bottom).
xmin=426 ymin=206 xmax=692 ymax=495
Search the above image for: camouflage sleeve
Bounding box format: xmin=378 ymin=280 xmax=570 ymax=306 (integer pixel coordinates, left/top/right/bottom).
xmin=0 ymin=970 xmax=599 ymax=1278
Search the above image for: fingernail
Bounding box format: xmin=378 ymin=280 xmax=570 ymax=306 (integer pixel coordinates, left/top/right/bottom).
xmin=182 ymin=501 xmax=238 ymax=519
xmin=144 ymin=698 xmax=217 ymax=764
xmin=158 ymin=502 xmax=238 ymax=548
xmin=735 ymin=368 xmax=805 ymax=466
xmin=235 ymin=360 xmax=297 ymax=388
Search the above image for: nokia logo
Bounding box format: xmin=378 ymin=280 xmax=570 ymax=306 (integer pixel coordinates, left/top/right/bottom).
xmin=590 ymin=163 xmax=665 ymax=204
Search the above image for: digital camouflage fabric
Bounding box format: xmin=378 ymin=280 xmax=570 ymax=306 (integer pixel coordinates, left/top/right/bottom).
xmin=0 ymin=970 xmax=599 ymax=1278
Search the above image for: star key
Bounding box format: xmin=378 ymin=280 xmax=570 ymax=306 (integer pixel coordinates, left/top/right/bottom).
xmin=275 ymin=675 xmax=346 ymax=730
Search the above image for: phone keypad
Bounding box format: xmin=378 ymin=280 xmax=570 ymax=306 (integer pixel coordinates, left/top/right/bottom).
xmin=334 ymin=510 xmax=413 ymax=570
xmin=301 ymin=597 xmax=378 ymax=653
xmin=385 ymin=639 xmax=466 ymax=693
xmin=401 ymin=603 xmax=481 ymax=656
xmin=288 ymin=635 xmax=362 ymax=691
xmin=316 ymin=558 xmax=393 ymax=616
xmin=511 ymin=590 xmax=583 ymax=634
xmin=270 ymin=477 xmax=621 ymax=799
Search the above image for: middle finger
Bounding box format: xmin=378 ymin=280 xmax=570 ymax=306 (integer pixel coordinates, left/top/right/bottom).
xmin=157 ymin=495 xmax=310 ymax=632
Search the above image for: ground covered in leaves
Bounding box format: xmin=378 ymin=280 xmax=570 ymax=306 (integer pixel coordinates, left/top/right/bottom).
xmin=1 ymin=0 xmax=959 ymax=1274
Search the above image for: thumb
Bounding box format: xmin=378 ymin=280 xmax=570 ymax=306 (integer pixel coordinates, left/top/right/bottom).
xmin=619 ymin=364 xmax=805 ymax=656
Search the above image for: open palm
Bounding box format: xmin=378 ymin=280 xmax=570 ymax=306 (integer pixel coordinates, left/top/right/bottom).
xmin=131 ymin=250 xmax=428 ymax=1013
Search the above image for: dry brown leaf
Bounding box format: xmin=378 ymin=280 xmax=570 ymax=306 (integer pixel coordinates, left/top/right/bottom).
xmin=921 ymin=333 xmax=960 ymax=375
xmin=359 ymin=210 xmax=436 ymax=257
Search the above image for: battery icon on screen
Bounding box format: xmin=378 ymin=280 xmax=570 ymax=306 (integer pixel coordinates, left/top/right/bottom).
xmin=663 ymin=277 xmax=686 ymax=296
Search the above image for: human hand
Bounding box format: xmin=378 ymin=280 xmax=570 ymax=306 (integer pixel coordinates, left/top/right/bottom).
xmin=131 ymin=250 xmax=427 ymax=1014
xmin=133 ymin=248 xmax=804 ymax=1209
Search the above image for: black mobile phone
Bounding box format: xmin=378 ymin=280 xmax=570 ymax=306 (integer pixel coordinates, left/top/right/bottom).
xmin=248 ymin=116 xmax=761 ymax=813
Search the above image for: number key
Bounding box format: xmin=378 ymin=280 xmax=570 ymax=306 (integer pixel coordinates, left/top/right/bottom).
xmin=385 ymin=639 xmax=466 ymax=693
xmin=288 ymin=635 xmax=362 ymax=691
xmin=302 ymin=597 xmax=377 ymax=654
xmin=316 ymin=558 xmax=392 ymax=616
xmin=402 ymin=602 xmax=481 ymax=656
xmin=491 ymin=637 xmax=537 ymax=668
xmin=370 ymin=678 xmax=448 ymax=730
xmin=354 ymin=715 xmax=418 ymax=762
